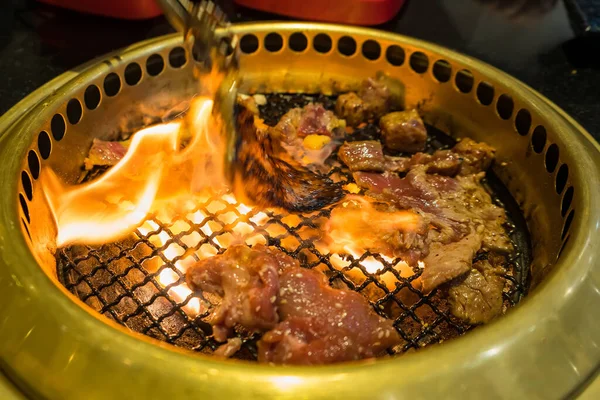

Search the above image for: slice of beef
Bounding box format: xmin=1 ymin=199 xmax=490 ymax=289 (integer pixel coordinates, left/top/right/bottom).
xmin=344 ymin=138 xmax=495 ymax=176
xmin=260 ymin=259 xmax=400 ymax=364
xmin=335 ymin=92 xmax=366 ymax=127
xmin=420 ymin=232 xmax=482 ymax=293
xmin=233 ymin=107 xmax=343 ymax=212
xmin=186 ymin=244 xmax=401 ymax=364
xmin=84 ymin=138 xmax=130 ymax=170
xmin=338 ymin=140 xmax=386 ymax=172
xmin=186 ymin=244 xmax=283 ymax=341
xmin=453 ymin=138 xmax=496 ymax=174
xmin=379 ymin=110 xmax=427 ymax=153
xmin=448 ymin=259 xmax=506 ymax=324
xmin=272 ymin=103 xmax=346 ymax=143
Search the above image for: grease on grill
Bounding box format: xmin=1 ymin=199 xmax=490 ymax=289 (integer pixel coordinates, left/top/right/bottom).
xmin=56 ymin=94 xmax=530 ymax=360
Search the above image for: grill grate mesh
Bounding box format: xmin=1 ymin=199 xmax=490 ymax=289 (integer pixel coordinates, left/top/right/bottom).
xmin=56 ymin=95 xmax=529 ymax=360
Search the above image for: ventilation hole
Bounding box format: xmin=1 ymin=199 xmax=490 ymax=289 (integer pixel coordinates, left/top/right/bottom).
xmin=19 ymin=194 xmax=30 ymax=223
xmin=555 ymin=164 xmax=569 ymax=194
xmin=338 ymin=36 xmax=357 ymax=56
xmin=240 ymin=34 xmax=259 ymax=54
xmin=28 ymin=150 xmax=40 ymax=180
xmin=432 ymin=60 xmax=451 ymax=83
xmin=476 ymin=81 xmax=494 ymax=106
xmin=362 ymin=40 xmax=381 ymax=61
xmin=557 ymin=235 xmax=570 ymax=259
xmin=84 ymin=85 xmax=101 ymax=110
xmin=21 ymin=218 xmax=31 ymax=241
xmin=264 ymin=33 xmax=283 ymax=52
xmin=496 ymin=94 xmax=514 ymax=120
xmin=313 ymin=33 xmax=332 ymax=53
xmin=561 ymin=186 xmax=574 ymax=217
xmin=21 ymin=171 xmax=33 ymax=201
xmin=146 ymin=54 xmax=165 ymax=76
xmin=37 ymin=131 xmax=51 ymax=160
xmin=50 ymin=114 xmax=66 ymax=141
xmin=455 ymin=69 xmax=474 ymax=93
xmin=289 ymin=32 xmax=308 ymax=52
xmin=409 ymin=52 xmax=429 ymax=73
xmin=561 ymin=209 xmax=574 ymax=240
xmin=66 ymin=99 xmax=82 ymax=125
xmin=385 ymin=45 xmax=405 ymax=66
xmin=169 ymin=47 xmax=187 ymax=68
xmin=103 ymin=73 xmax=121 ymax=97
xmin=545 ymin=143 xmax=559 ymax=173
xmin=515 ymin=109 xmax=532 ymax=136
xmin=531 ymin=125 xmax=547 ymax=154
xmin=124 ymin=62 xmax=142 ymax=86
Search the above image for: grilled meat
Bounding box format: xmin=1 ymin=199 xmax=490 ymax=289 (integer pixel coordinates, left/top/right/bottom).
xmin=340 ymin=137 xmax=495 ymax=177
xmin=335 ymin=92 xmax=366 ymax=127
xmin=186 ymin=244 xmax=283 ymax=341
xmin=233 ymin=106 xmax=343 ymax=212
xmin=272 ymin=103 xmax=346 ymax=142
xmin=84 ymin=138 xmax=130 ymax=170
xmin=338 ymin=140 xmax=386 ymax=172
xmin=186 ymin=244 xmax=401 ymax=364
xmin=379 ymin=110 xmax=427 ymax=153
xmin=448 ymin=258 xmax=506 ymax=324
xmin=420 ymin=232 xmax=482 ymax=293
xmin=452 ymin=138 xmax=496 ymax=175
xmin=334 ymin=74 xmax=404 ymax=125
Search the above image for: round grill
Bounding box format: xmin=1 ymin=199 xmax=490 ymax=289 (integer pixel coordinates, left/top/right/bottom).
xmin=1 ymin=23 xmax=598 ymax=400
xmin=55 ymin=100 xmax=530 ymax=358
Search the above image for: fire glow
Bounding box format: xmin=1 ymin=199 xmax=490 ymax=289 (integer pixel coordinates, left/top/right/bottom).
xmin=41 ymin=89 xmax=423 ymax=313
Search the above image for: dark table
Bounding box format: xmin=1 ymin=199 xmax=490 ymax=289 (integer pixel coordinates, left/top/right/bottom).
xmin=1 ymin=0 xmax=599 ymax=139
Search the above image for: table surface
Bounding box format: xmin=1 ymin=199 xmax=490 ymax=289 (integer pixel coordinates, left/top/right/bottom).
xmin=1 ymin=1 xmax=599 ymax=140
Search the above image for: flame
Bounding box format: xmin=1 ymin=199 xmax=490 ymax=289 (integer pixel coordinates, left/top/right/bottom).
xmin=42 ymin=97 xmax=224 ymax=247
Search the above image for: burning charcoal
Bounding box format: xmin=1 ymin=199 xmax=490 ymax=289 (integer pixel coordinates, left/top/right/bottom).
xmin=379 ymin=110 xmax=427 ymax=153
xmin=335 ymin=92 xmax=366 ymax=127
xmin=448 ymin=259 xmax=506 ymax=324
xmin=233 ymin=106 xmax=343 ymax=212
xmin=338 ymin=140 xmax=386 ymax=172
xmin=186 ymin=244 xmax=401 ymax=365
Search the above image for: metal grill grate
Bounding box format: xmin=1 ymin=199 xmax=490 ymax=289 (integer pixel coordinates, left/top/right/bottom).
xmin=56 ymin=95 xmax=529 ymax=360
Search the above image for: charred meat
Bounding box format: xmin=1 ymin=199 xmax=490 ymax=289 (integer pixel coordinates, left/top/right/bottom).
xmin=338 ymin=141 xmax=386 ymax=172
xmin=233 ymin=106 xmax=343 ymax=212
xmin=379 ymin=110 xmax=427 ymax=153
xmin=186 ymin=244 xmax=401 ymax=364
xmin=448 ymin=258 xmax=506 ymax=324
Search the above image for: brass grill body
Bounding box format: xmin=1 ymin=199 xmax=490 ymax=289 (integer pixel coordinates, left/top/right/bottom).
xmin=0 ymin=23 xmax=598 ymax=400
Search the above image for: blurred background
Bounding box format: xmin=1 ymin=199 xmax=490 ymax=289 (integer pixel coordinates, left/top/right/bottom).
xmin=0 ymin=0 xmax=598 ymax=138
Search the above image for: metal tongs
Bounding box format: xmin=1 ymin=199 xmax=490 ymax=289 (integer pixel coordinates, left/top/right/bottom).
xmin=157 ymin=0 xmax=240 ymax=180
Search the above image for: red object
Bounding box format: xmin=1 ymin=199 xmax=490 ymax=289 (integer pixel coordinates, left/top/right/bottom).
xmin=37 ymin=0 xmax=163 ymax=20
xmin=234 ymin=0 xmax=406 ymax=25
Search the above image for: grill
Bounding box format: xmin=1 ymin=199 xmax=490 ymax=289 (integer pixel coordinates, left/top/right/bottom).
xmin=0 ymin=22 xmax=599 ymax=400
xmin=55 ymin=109 xmax=530 ymax=358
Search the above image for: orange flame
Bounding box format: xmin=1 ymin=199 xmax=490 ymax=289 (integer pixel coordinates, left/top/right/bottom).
xmin=42 ymin=97 xmax=225 ymax=247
